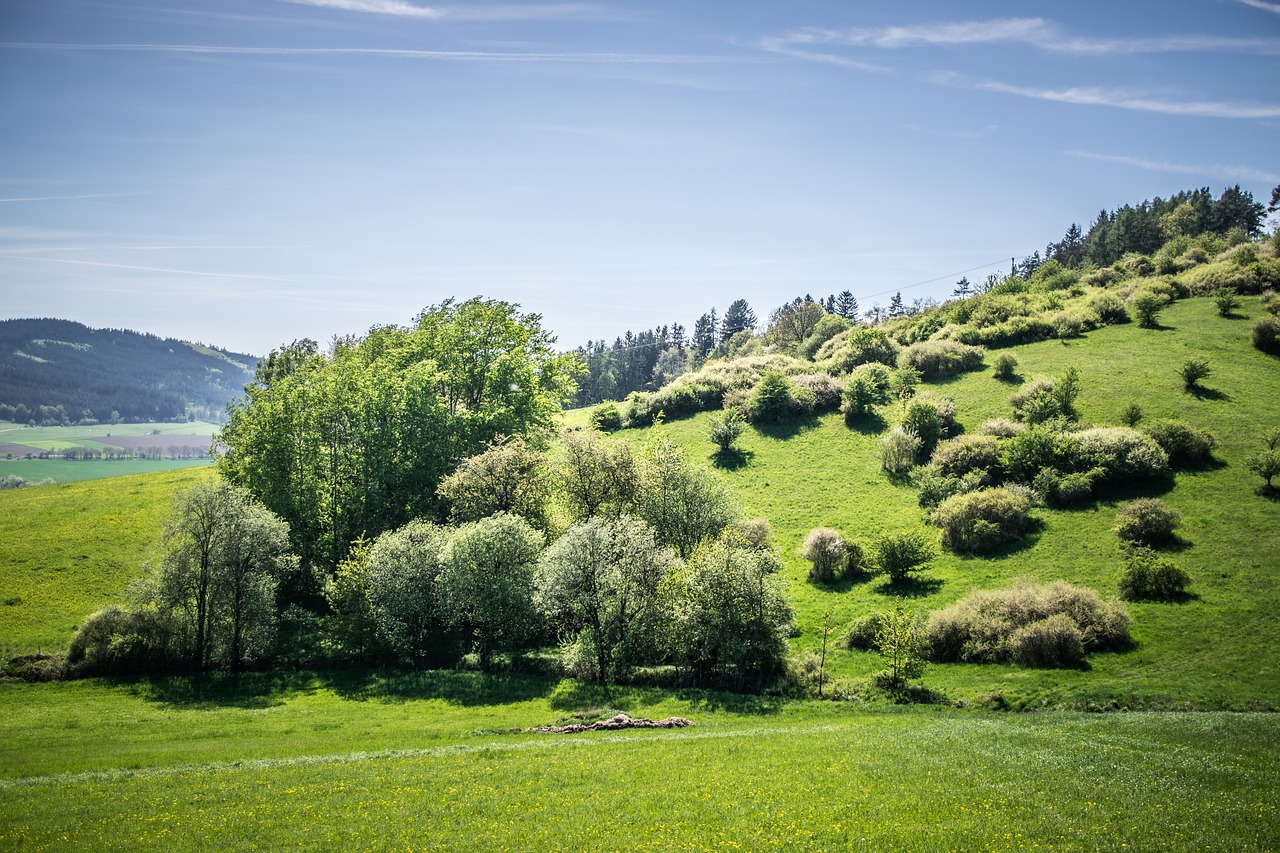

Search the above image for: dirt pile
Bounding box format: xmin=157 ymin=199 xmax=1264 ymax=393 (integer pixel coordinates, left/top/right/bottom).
xmin=517 ymin=712 xmax=693 ymax=734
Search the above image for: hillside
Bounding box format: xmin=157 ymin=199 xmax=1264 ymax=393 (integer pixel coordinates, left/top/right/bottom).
xmin=0 ymin=319 xmax=258 ymax=424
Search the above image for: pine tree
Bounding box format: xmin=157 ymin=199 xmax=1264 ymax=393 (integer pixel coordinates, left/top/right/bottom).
xmin=834 ymin=290 xmax=858 ymax=320
xmin=952 ymin=277 xmax=972 ymax=298
xmin=887 ymin=292 xmax=905 ymax=318
xmin=719 ymin=299 xmax=757 ymax=341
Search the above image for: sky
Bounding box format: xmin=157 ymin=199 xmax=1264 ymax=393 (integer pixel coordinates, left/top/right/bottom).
xmin=1 ymin=0 xmax=1277 ymax=357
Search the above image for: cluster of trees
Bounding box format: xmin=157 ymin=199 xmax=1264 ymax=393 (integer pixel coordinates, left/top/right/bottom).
xmin=0 ymin=319 xmax=258 ymax=424
xmin=72 ymin=433 xmax=795 ymax=691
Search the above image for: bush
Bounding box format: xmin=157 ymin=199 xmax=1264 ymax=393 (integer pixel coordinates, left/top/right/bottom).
xmin=1120 ymin=402 xmax=1143 ymax=427
xmin=978 ymin=417 xmax=1024 ymax=438
xmin=879 ymin=427 xmax=921 ymax=473
xmin=0 ymin=475 xmax=26 ymax=490
xmin=1009 ymin=377 xmax=1056 ymax=422
xmin=1246 ymin=450 xmax=1280 ymax=488
xmin=829 ymin=328 xmax=900 ymax=372
xmin=1179 ymin=358 xmax=1211 ymax=391
xmin=925 ymin=580 xmax=1129 ymax=665
xmin=1074 ymin=427 xmax=1169 ymax=482
xmin=801 ymin=527 xmax=847 ymax=583
xmin=791 ymin=373 xmax=843 ymax=411
xmin=1006 ymin=614 xmax=1085 ymax=667
xmin=1114 ymin=498 xmax=1180 ymax=547
xmin=992 ymin=352 xmax=1017 ymax=379
xmin=1143 ymin=420 xmax=1215 ymax=467
xmin=929 ymin=435 xmax=1000 ymax=479
xmin=840 ymin=363 xmax=891 ymax=423
xmin=1089 ymin=291 xmax=1129 ymax=325
xmin=1129 ymin=290 xmax=1169 ymax=327
xmin=1000 ymin=426 xmax=1076 ymax=484
xmin=589 ymin=404 xmax=622 ymax=432
xmin=1213 ymin=287 xmax=1240 ymax=317
xmin=1253 ymin=315 xmax=1280 ymax=355
xmin=746 ymin=371 xmax=816 ymax=423
xmin=900 ymin=398 xmax=944 ymax=455
xmin=931 ymin=488 xmax=1033 ymax=553
xmin=1119 ymin=547 xmax=1191 ymax=601
xmin=67 ymin=606 xmax=177 ymax=676
xmin=871 ymin=530 xmax=935 ymax=583
xmin=844 ymin=612 xmax=886 ymax=651
xmin=708 ymin=408 xmax=746 ymax=454
xmin=898 ymin=340 xmax=985 ymax=378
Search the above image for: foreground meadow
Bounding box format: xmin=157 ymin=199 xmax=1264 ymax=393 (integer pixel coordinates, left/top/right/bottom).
xmin=1 ymin=675 xmax=1277 ymax=851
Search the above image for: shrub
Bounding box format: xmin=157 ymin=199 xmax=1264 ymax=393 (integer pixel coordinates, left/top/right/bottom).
xmin=1179 ymin=358 xmax=1211 ymax=391
xmin=1246 ymin=450 xmax=1280 ymax=488
xmin=1143 ymin=420 xmax=1215 ymax=467
xmin=1073 ymin=427 xmax=1169 ymax=482
xmin=733 ymin=517 xmax=773 ymax=548
xmin=622 ymin=391 xmax=659 ymax=428
xmin=589 ymin=403 xmax=622 ymax=432
xmin=841 ymin=363 xmax=891 ymax=422
xmin=1114 ymin=498 xmax=1180 ymax=547
xmin=1119 ymin=547 xmax=1191 ymax=601
xmin=978 ymin=417 xmax=1024 ymax=438
xmin=0 ymin=475 xmax=26 ymax=490
xmin=845 ymin=611 xmax=886 ymax=651
xmin=1253 ymin=315 xmax=1280 ymax=355
xmin=872 ymin=530 xmax=935 ymax=583
xmin=925 ymin=580 xmax=1129 ymax=665
xmin=841 ymin=538 xmax=867 ymax=579
xmin=1000 ymin=426 xmax=1076 ymax=483
xmin=1006 ymin=614 xmax=1085 ymax=667
xmin=916 ymin=468 xmax=985 ymax=510
xmin=1120 ymin=402 xmax=1143 ymax=427
xmin=1129 ymin=290 xmax=1169 ymax=327
xmin=931 ymin=488 xmax=1033 ymax=553
xmin=900 ymin=398 xmax=944 ymax=455
xmin=1034 ymin=467 xmax=1103 ymax=506
xmin=1213 ymin=287 xmax=1240 ymax=317
xmin=801 ymin=527 xmax=848 ymax=583
xmin=992 ymin=352 xmax=1018 ymax=379
xmin=830 ymin=328 xmax=901 ymax=372
xmin=791 ymin=372 xmax=843 ymax=411
xmin=929 ymin=434 xmax=1000 ymax=479
xmin=746 ymin=371 xmax=816 ymax=423
xmin=874 ymin=601 xmax=927 ymax=693
xmin=879 ymin=427 xmax=921 ymax=473
xmin=1089 ymin=291 xmax=1129 ymax=325
xmin=708 ymin=408 xmax=746 ymax=454
xmin=67 ymin=606 xmax=177 ymax=676
xmin=898 ymin=340 xmax=985 ymax=379
xmin=1009 ymin=377 xmax=1056 ymax=422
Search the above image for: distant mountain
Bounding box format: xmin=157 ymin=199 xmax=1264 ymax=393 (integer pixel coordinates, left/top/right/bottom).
xmin=0 ymin=318 xmax=259 ymax=424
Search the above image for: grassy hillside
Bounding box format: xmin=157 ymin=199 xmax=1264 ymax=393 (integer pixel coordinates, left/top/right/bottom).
xmin=639 ymin=295 xmax=1279 ymax=708
xmin=0 ymin=466 xmax=213 ymax=654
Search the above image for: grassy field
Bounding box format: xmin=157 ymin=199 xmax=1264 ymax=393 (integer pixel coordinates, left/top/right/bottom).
xmin=0 ymin=420 xmax=218 ymax=485
xmin=0 ymin=676 xmax=1276 ymax=851
xmin=0 ymin=466 xmax=213 ymax=655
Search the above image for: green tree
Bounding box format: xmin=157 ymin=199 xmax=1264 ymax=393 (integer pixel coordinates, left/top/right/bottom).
xmin=1129 ymin=290 xmax=1168 ymax=328
xmin=636 ymin=439 xmax=738 ymax=558
xmin=708 ymin=408 xmax=746 ymax=455
xmin=438 ymin=513 xmax=543 ymax=671
xmin=436 ymin=436 xmax=550 ymax=528
xmin=874 ymin=600 xmax=926 ymax=694
xmin=365 ymin=520 xmax=450 ymax=666
xmin=149 ymin=481 xmax=294 ymax=671
xmin=217 ymin=299 xmax=580 ymax=571
xmin=766 ymin=299 xmax=826 ymax=351
xmin=534 ymin=516 xmax=677 ymax=682
xmin=1179 ymin=358 xmax=1211 ymax=392
xmin=555 ymin=428 xmax=638 ymax=522
xmin=719 ymin=299 xmax=758 ymax=340
xmin=872 ymin=530 xmax=935 ymax=584
xmin=834 ymin=290 xmax=859 ymax=319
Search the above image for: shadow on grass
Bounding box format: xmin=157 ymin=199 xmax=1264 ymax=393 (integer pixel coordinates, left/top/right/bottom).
xmin=1257 ymin=485 xmax=1280 ymax=502
xmin=710 ymin=448 xmax=753 ymax=470
xmin=128 ymin=670 xmax=321 ymax=709
xmin=1187 ymin=385 xmax=1231 ymax=402
xmin=754 ymin=415 xmax=821 ymax=441
xmin=949 ymin=520 xmax=1047 ymax=561
xmin=844 ymin=411 xmax=888 ymax=435
xmin=674 ymin=688 xmax=785 ymax=716
xmin=322 ymin=669 xmax=555 ymax=706
xmin=873 ymin=575 xmax=944 ymax=598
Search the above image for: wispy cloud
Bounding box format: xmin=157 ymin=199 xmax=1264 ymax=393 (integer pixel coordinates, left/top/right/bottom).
xmin=763 ymin=19 xmax=1280 ymax=57
xmin=1236 ymin=0 xmax=1280 ymax=14
xmin=1 ymin=42 xmax=727 ymax=64
xmin=281 ymin=0 xmax=444 ymax=17
xmin=973 ymin=79 xmax=1280 ymax=119
xmin=1066 ymin=150 xmax=1280 ymax=184
xmin=0 ymin=191 xmax=150 ymax=203
xmin=7 ymin=255 xmax=295 ymax=283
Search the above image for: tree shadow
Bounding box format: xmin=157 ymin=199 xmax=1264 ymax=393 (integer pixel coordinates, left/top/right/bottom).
xmin=674 ymin=687 xmax=785 ymax=716
xmin=993 ymin=372 xmax=1024 ymax=385
xmin=126 ymin=670 xmax=321 ymax=709
xmin=948 ymin=519 xmax=1046 ymax=560
xmin=711 ymin=448 xmax=753 ymax=470
xmin=1187 ymin=385 xmax=1231 ymax=402
xmin=321 ymin=668 xmax=555 ymax=706
xmin=754 ymin=415 xmax=821 ymax=441
xmin=873 ymin=575 xmax=944 ymax=598
xmin=1256 ymin=485 xmax=1280 ymax=502
xmin=546 ymin=679 xmax=671 ymax=713
xmin=844 ymin=411 xmax=888 ymax=435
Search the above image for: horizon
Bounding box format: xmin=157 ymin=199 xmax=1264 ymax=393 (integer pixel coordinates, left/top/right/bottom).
xmin=2 ymin=0 xmax=1277 ymax=356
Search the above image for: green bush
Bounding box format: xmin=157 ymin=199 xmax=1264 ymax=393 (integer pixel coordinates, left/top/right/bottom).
xmin=1088 ymin=291 xmax=1129 ymax=325
xmin=879 ymin=426 xmax=921 ymax=473
xmin=900 ymin=398 xmax=944 ymax=455
xmin=1119 ymin=547 xmax=1191 ymax=601
xmin=1000 ymin=426 xmax=1076 ymax=483
xmin=1253 ymin=315 xmax=1280 ymax=355
xmin=992 ymin=352 xmax=1018 ymax=379
xmin=844 ymin=611 xmax=886 ymax=651
xmin=871 ymin=530 xmax=935 ymax=583
xmin=67 ymin=606 xmax=177 ymax=676
xmin=1143 ymin=420 xmax=1215 ymax=467
xmin=1213 ymin=287 xmax=1240 ymax=317
xmin=978 ymin=417 xmax=1024 ymax=438
xmin=826 ymin=328 xmax=901 ymax=372
xmin=931 ymin=488 xmax=1033 ymax=554
xmin=1129 ymin=290 xmax=1169 ymax=327
xmin=1179 ymin=358 xmax=1211 ymax=391
xmin=915 ymin=468 xmax=985 ymax=510
xmin=589 ymin=403 xmax=622 ymax=432
xmin=791 ymin=372 xmax=844 ymax=411
xmin=898 ymin=340 xmax=985 ymax=379
xmin=1114 ymin=498 xmax=1180 ymax=547
xmin=746 ymin=371 xmax=816 ymax=423
xmin=1073 ymin=427 xmax=1169 ymax=482
xmin=1006 ymin=614 xmax=1085 ymax=668
xmin=1245 ymin=450 xmax=1280 ymax=488
xmin=929 ymin=435 xmax=1000 ymax=479
xmin=708 ymin=409 xmax=746 ymax=454
xmin=925 ymin=580 xmax=1130 ymax=665
xmin=800 ymin=527 xmax=847 ymax=583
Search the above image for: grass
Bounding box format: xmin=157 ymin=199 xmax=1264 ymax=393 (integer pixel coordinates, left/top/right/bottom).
xmin=0 ymin=457 xmax=212 ymax=485
xmin=0 ymin=676 xmax=1277 ymax=851
xmin=0 ymin=466 xmax=214 ymax=654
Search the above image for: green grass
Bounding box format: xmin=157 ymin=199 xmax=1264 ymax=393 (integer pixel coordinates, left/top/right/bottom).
xmin=635 ymin=296 xmax=1280 ymax=708
xmin=0 ymin=457 xmax=213 ymax=485
xmin=1 ymin=676 xmax=1277 ymax=851
xmin=0 ymin=467 xmax=214 ymax=654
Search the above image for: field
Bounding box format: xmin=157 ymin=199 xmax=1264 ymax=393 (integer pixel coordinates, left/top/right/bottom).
xmin=0 ymin=421 xmax=217 ymax=484
xmin=1 ymin=296 xmax=1278 ymax=849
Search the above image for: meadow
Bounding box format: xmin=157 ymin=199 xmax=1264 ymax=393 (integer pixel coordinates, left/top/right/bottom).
xmin=0 ymin=421 xmax=216 ymax=484
xmin=1 ymin=296 xmax=1278 ymax=849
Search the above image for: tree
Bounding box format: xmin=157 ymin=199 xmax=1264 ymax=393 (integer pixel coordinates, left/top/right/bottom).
xmin=691 ymin=311 xmax=717 ymax=358
xmin=1129 ymin=290 xmax=1168 ymax=328
xmin=872 ymin=530 xmax=935 ymax=584
xmin=766 ymin=299 xmax=826 ymax=350
xmin=1246 ymin=450 xmax=1280 ymax=489
xmin=952 ymin=277 xmax=972 ymax=298
xmin=437 ymin=513 xmax=543 ymax=671
xmin=534 ymin=516 xmax=677 ymax=682
xmin=801 ymin=527 xmax=847 ymax=583
xmin=887 ymin=292 xmax=906 ymax=318
xmin=436 ymin=436 xmax=550 ymax=528
xmin=149 ymin=481 xmax=293 ymax=671
xmin=1179 ymin=358 xmax=1211 ymax=392
xmin=720 ymin=299 xmax=757 ymax=340
xmin=834 ymin=290 xmax=859 ymax=320
xmin=635 ymin=438 xmax=738 ymax=559
xmin=874 ymin=600 xmax=926 ymax=694
xmin=217 ymin=299 xmax=580 ymax=570
xmin=708 ymin=408 xmax=746 ymax=456
xmin=556 ymin=429 xmax=638 ymax=522
xmin=365 ymin=520 xmax=451 ymax=666
xmin=665 ymin=528 xmax=793 ymax=691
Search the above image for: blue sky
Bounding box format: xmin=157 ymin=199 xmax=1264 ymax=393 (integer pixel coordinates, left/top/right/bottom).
xmin=1 ymin=0 xmax=1277 ymax=356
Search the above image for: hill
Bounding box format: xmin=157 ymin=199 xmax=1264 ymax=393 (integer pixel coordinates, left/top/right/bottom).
xmin=0 ymin=318 xmax=258 ymax=424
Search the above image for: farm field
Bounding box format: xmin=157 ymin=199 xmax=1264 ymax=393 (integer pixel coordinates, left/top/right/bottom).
xmin=0 ymin=421 xmax=217 ymax=484
xmin=0 ymin=676 xmax=1277 ymax=851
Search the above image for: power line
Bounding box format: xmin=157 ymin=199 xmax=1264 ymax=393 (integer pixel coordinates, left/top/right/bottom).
xmin=856 ymin=257 xmax=1014 ymax=303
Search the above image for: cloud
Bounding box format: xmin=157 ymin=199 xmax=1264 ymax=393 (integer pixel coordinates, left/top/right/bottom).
xmin=764 ymin=19 xmax=1280 ymax=57
xmin=1235 ymin=0 xmax=1280 ymax=14
xmin=2 ymin=42 xmax=726 ymax=65
xmin=281 ymin=0 xmax=444 ymax=17
xmin=0 ymin=191 xmax=150 ymax=203
xmin=1066 ymin=150 xmax=1280 ymax=184
xmin=973 ymin=80 xmax=1280 ymax=119
xmin=6 ymin=255 xmax=295 ymax=283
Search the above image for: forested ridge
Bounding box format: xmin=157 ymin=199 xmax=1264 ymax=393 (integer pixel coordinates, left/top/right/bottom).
xmin=0 ymin=318 xmax=258 ymax=424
